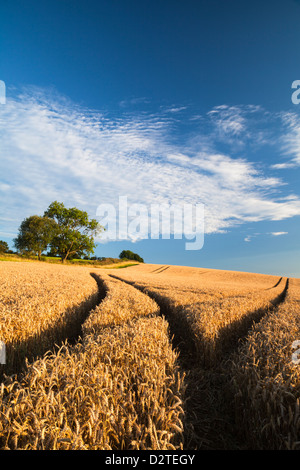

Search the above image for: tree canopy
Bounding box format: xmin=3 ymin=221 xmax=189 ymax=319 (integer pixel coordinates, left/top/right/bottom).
xmin=0 ymin=240 xmax=9 ymax=253
xmin=44 ymin=201 xmax=103 ymax=262
xmin=14 ymin=215 xmax=58 ymax=260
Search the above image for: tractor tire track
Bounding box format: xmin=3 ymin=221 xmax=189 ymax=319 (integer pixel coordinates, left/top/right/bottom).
xmin=265 ymin=276 xmax=283 ymax=290
xmin=151 ymin=265 xmax=170 ymax=274
xmin=155 ymin=266 xmax=170 ymax=274
xmin=1 ymin=273 xmax=107 ymax=381
xmin=109 ymin=273 xmax=290 ymax=449
xmin=151 ymin=266 xmax=165 ymax=273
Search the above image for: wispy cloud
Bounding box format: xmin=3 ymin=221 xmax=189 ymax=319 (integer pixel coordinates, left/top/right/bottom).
xmin=271 ymin=111 xmax=300 ymax=168
xmin=206 ymin=104 xmax=277 ymax=153
xmin=119 ymin=97 xmax=151 ymax=108
xmin=244 ymin=231 xmax=289 ymax=242
xmin=270 ymin=231 xmax=288 ymax=236
xmin=1 ymin=87 xmax=300 ymax=242
xmin=163 ymin=105 xmax=188 ymax=114
xmin=208 ymin=105 xmax=247 ymax=137
xmin=271 ymin=162 xmax=297 ymax=169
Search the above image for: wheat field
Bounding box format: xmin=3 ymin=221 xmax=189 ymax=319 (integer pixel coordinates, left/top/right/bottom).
xmin=0 ymin=260 xmax=299 ymax=449
xmin=0 ymin=262 xmax=100 ymax=376
xmin=0 ymin=263 xmax=184 ymax=450
xmin=230 ymin=277 xmax=300 ymax=449
xmin=109 ymin=264 xmax=288 ymax=366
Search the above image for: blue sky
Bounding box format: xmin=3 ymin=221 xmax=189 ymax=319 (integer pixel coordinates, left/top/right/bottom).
xmin=1 ymin=0 xmax=300 ymax=277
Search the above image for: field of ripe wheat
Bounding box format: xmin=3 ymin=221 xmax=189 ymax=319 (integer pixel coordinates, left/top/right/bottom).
xmin=0 ymin=261 xmax=100 ymax=376
xmin=109 ymin=264 xmax=288 ymax=366
xmin=0 ymin=260 xmax=299 ymax=450
xmin=230 ymin=277 xmax=300 ymax=449
xmin=0 ymin=262 xmax=184 ymax=450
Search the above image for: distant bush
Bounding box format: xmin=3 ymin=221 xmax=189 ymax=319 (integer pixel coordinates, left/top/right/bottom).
xmin=119 ymin=250 xmax=144 ymax=263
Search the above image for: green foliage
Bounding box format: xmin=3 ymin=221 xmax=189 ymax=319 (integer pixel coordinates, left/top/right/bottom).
xmin=14 ymin=215 xmax=58 ymax=260
xmin=119 ymin=250 xmax=144 ymax=263
xmin=44 ymin=201 xmax=104 ymax=263
xmin=0 ymin=240 xmax=9 ymax=253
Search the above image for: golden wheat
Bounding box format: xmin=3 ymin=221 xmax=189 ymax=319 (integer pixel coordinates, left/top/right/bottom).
xmin=230 ymin=278 xmax=300 ymax=449
xmin=0 ymin=267 xmax=185 ymax=450
xmin=109 ymin=263 xmax=282 ymax=296
xmin=82 ymin=273 xmax=159 ymax=335
xmin=0 ymin=261 xmax=99 ymax=375
xmin=109 ymin=265 xmax=287 ymax=365
xmin=1 ymin=260 xmax=297 ymax=450
xmin=0 ymin=317 xmax=185 ymax=450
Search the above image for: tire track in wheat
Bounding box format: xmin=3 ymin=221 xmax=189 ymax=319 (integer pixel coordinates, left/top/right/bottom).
xmin=0 ymin=270 xmax=107 ymax=380
xmin=109 ymin=273 xmax=290 ymax=449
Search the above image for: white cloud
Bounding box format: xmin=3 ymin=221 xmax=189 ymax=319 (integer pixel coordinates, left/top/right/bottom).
xmin=272 ymin=111 xmax=300 ymax=168
xmin=244 ymin=231 xmax=288 ymax=243
xmin=271 ymin=162 xmax=297 ymax=169
xmin=1 ymin=88 xmax=300 ymax=242
xmin=163 ymin=106 xmax=188 ymax=114
xmin=207 ymin=104 xmax=276 ymax=152
xmin=270 ymin=231 xmax=288 ymax=236
xmin=207 ymin=105 xmax=248 ymax=139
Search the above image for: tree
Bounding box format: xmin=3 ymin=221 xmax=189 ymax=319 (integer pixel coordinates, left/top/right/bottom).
xmin=0 ymin=240 xmax=9 ymax=253
xmin=119 ymin=250 xmax=144 ymax=263
xmin=44 ymin=201 xmax=103 ymax=263
xmin=14 ymin=215 xmax=58 ymax=260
